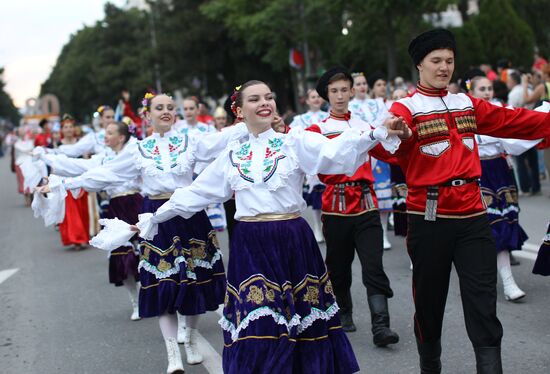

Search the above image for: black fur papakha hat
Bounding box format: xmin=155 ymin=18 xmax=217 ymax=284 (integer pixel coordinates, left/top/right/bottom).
xmin=316 ymin=66 xmax=354 ymax=101
xmin=408 ymin=28 xmax=456 ymax=66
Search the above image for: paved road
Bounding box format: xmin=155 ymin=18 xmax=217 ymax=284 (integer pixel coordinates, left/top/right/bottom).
xmin=1 ymin=155 xmax=549 ymax=374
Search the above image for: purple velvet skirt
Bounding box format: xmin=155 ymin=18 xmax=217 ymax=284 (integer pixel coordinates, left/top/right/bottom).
xmin=480 ymin=157 xmax=528 ymax=252
xmin=221 ymin=217 xmax=359 ymax=374
xmin=533 ymin=223 xmax=550 ymax=276
xmin=138 ymin=197 xmax=225 ymax=318
xmin=107 ymin=193 xmax=143 ymax=286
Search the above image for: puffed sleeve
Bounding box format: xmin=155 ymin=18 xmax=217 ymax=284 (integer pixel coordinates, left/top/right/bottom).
xmin=57 ymin=132 xmax=97 ymax=157
xmin=138 ymin=151 xmax=233 ymax=239
xmin=42 ymin=153 xmax=104 ymax=177
xmin=192 ymin=122 xmax=248 ymax=162
xmin=282 ymin=126 xmax=400 ymax=176
xmin=62 ymin=143 xmax=140 ymax=192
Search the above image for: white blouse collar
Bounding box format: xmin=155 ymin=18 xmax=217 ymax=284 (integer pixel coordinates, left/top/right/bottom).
xmin=151 ymin=130 xmax=176 ymax=139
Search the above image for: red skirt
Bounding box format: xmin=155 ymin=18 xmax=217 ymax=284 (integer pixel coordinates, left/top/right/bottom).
xmin=59 ymin=190 xmax=90 ymax=246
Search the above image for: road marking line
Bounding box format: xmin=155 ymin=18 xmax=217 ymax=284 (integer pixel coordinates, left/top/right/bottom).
xmin=513 ymin=251 xmax=538 ymax=261
xmin=195 ymin=330 xmax=223 ymax=374
xmin=0 ymin=268 xmax=19 ymax=285
xmin=522 ymin=242 xmax=540 ymax=253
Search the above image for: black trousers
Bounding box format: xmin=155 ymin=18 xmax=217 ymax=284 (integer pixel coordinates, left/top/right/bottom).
xmin=515 ymin=147 xmax=540 ymax=193
xmin=323 ymin=210 xmax=393 ymax=314
xmin=407 ymin=214 xmax=503 ymax=347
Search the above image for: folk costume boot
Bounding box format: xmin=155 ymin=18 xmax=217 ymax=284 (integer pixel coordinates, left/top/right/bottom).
xmin=367 ymin=294 xmax=399 ymax=347
xmin=416 ymin=338 xmax=442 ymax=374
xmin=177 ymin=313 xmax=186 ymax=344
xmin=498 ymin=266 xmax=525 ymax=302
xmin=337 ymin=290 xmax=356 ymax=332
xmin=183 ymin=327 xmax=203 ymax=365
xmin=164 ymin=337 xmax=185 ymax=374
xmin=474 ymin=346 xmax=503 ymax=374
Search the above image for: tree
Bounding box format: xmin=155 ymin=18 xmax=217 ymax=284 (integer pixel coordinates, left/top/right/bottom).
xmin=0 ymin=67 xmax=21 ymax=125
xmin=473 ymin=0 xmax=535 ymax=69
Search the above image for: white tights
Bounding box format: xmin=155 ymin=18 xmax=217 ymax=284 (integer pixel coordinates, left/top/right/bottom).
xmin=159 ymin=314 xmax=178 ymax=339
xmin=122 ymin=277 xmax=138 ymax=304
xmin=496 ymin=250 xmax=511 ymax=271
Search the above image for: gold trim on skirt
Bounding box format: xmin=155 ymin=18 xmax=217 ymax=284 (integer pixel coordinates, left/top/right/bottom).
xmin=148 ymin=193 xmax=173 ymax=200
xmin=238 ymin=212 xmax=301 ymax=222
xmin=111 ymin=190 xmax=140 ymax=199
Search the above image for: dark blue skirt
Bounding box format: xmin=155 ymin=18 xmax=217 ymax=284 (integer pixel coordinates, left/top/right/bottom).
xmin=480 ymin=157 xmax=528 ymax=252
xmin=221 ymin=217 xmax=359 ymax=374
xmin=533 ymin=223 xmax=550 ymax=276
xmin=107 ymin=193 xmax=143 ymax=286
xmin=138 ymin=197 xmax=226 ymax=318
xmin=304 ymin=184 xmax=325 ymax=210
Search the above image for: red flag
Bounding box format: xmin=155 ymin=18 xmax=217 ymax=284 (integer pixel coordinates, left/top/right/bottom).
xmin=289 ymin=48 xmax=304 ymax=69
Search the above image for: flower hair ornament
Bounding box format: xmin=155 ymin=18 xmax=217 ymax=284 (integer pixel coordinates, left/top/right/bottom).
xmin=351 ymin=72 xmax=365 ymax=78
xmin=140 ymin=92 xmax=156 ymax=116
xmin=121 ymin=116 xmax=136 ymax=134
xmin=465 ymin=79 xmax=472 ymax=91
xmin=62 ymin=113 xmax=75 ymax=123
xmin=230 ymin=85 xmax=242 ymax=118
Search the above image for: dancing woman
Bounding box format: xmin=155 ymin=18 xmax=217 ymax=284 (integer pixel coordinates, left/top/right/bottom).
xmin=40 ymin=93 xmax=246 ymax=374
xmin=136 ymin=80 xmax=408 ymax=373
xmin=37 ymin=121 xmax=142 ymax=318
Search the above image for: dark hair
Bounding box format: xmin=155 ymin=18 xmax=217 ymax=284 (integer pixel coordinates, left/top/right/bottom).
xmin=38 ymin=119 xmax=49 ymax=128
xmin=97 ymin=105 xmax=114 ymax=117
xmin=233 ymin=80 xmax=270 ymax=109
xmin=108 ymin=121 xmax=131 ymax=143
xmin=183 ymin=96 xmax=199 ymax=108
xmin=328 ymin=73 xmax=353 ymax=88
xmin=492 ymin=80 xmax=509 ymax=102
xmin=508 ymin=72 xmax=521 ymax=85
xmin=469 ymin=76 xmax=491 ymax=92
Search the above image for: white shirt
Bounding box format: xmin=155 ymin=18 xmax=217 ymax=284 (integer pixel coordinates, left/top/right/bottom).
xmin=61 ymin=124 xmax=248 ymax=197
xmin=147 ymin=126 xmax=400 ymax=226
xmin=56 ymin=129 xmax=108 ymax=157
xmin=43 ymin=141 xmax=141 ymax=197
xmin=173 ymin=120 xmax=216 ymax=135
xmin=476 ymin=135 xmax=541 ymax=158
xmin=349 ymin=97 xmax=389 ymax=127
xmin=290 ymin=110 xmax=329 ymax=129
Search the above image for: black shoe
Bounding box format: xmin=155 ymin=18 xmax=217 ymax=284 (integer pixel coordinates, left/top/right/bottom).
xmin=510 ymin=252 xmax=520 ymax=266
xmin=474 ymin=346 xmax=502 ymax=374
xmin=340 ymin=312 xmax=357 ymax=332
xmin=416 ymin=338 xmax=442 ymax=374
xmin=368 ymin=295 xmax=399 ymax=347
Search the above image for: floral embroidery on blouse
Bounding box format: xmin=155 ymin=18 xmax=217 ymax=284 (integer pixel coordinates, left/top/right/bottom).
xmin=138 ymin=135 xmax=189 ymax=171
xmin=230 ymin=143 xmax=254 ymax=182
xmin=230 ymin=137 xmax=287 ymax=184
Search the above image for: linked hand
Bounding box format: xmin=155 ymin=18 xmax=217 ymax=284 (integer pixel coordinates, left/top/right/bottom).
xmin=384 ymin=116 xmax=412 ymax=139
xmin=129 ymin=225 xmax=140 ymax=233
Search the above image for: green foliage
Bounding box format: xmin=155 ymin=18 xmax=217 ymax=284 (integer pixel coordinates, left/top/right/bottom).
xmin=473 ymin=0 xmax=535 ymax=69
xmin=0 ymin=68 xmax=21 ymax=125
xmin=40 ymin=0 xmax=546 ymax=115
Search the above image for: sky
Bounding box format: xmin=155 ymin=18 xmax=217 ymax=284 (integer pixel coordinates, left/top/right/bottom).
xmin=0 ymin=0 xmax=127 ymax=108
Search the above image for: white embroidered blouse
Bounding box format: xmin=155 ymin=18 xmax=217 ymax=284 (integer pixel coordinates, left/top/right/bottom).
xmin=56 ymin=129 xmax=109 ymax=157
xmin=59 ymin=123 xmax=248 ymax=197
xmin=289 ymin=110 xmax=329 ymax=130
xmin=349 ymin=97 xmax=389 ymax=128
xmin=139 ymin=126 xmax=400 ymax=238
xmin=41 ymin=140 xmax=141 ymax=197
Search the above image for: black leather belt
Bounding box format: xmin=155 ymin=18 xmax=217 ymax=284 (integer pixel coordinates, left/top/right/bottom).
xmin=425 ymin=178 xmax=479 ymax=221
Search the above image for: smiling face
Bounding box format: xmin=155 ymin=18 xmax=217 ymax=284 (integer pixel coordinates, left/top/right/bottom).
xmin=328 ymin=79 xmax=354 ymax=114
xmin=353 ymin=75 xmax=368 ymax=100
xmin=236 ymin=83 xmax=276 ymax=134
xmin=306 ymin=90 xmax=323 ymax=112
xmin=418 ymin=48 xmax=455 ymax=89
xmin=147 ymin=94 xmax=177 ymax=133
xmin=104 ymin=123 xmax=126 ymax=150
xmin=183 ymin=99 xmax=198 ymax=123
xmin=471 ymin=77 xmax=494 ymax=101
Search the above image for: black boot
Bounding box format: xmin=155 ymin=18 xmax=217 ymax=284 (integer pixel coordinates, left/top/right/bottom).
xmin=367 ymin=294 xmax=399 ymax=347
xmin=474 ymin=347 xmax=503 ymax=374
xmin=339 ymin=312 xmax=357 ymax=332
xmin=336 ymin=290 xmax=356 ymax=332
xmin=416 ymin=338 xmax=441 ymax=374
